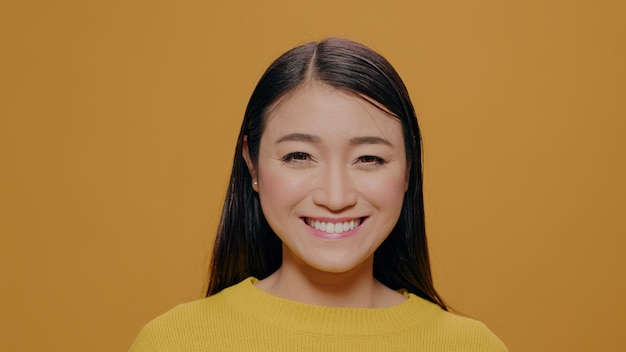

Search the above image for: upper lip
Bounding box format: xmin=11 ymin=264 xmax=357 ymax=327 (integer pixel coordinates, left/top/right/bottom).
xmin=302 ymin=216 xmax=366 ymax=223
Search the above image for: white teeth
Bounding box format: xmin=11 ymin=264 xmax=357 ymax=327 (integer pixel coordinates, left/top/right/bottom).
xmin=307 ymin=218 xmax=362 ymax=234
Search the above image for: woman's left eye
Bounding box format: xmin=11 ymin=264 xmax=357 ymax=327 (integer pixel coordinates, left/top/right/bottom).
xmin=356 ymin=155 xmax=386 ymax=165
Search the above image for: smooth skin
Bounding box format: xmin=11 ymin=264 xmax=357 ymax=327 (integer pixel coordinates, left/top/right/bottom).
xmin=243 ymin=82 xmax=408 ymax=308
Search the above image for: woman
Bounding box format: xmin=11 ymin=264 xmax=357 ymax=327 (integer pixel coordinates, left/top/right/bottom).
xmin=130 ymin=37 xmax=507 ymax=351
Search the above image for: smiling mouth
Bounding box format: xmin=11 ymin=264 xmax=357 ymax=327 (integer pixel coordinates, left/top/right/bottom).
xmin=304 ymin=217 xmax=365 ymax=234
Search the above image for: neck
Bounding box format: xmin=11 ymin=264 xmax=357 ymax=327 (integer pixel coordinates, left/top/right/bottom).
xmin=255 ymin=254 xmax=405 ymax=308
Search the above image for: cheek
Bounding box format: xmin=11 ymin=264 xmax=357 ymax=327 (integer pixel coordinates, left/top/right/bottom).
xmin=377 ymin=186 xmax=406 ymax=211
xmin=258 ymin=166 xmax=310 ymax=212
xmin=358 ymin=170 xmax=408 ymax=209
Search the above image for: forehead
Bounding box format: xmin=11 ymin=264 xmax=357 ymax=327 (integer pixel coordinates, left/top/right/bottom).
xmin=262 ymin=83 xmax=403 ymax=143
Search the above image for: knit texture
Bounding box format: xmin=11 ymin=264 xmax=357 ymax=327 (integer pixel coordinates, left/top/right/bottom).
xmin=130 ymin=277 xmax=507 ymax=351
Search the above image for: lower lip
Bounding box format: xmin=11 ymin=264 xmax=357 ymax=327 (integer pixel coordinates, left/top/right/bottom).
xmin=303 ymin=218 xmax=365 ymax=240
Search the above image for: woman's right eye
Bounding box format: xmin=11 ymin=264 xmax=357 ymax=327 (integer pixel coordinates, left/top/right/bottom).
xmin=282 ymin=152 xmax=311 ymax=163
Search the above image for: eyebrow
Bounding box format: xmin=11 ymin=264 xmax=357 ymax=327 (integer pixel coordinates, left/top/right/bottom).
xmin=275 ymin=133 xmax=392 ymax=146
xmin=349 ymin=136 xmax=392 ymax=146
xmin=275 ymin=133 xmax=321 ymax=144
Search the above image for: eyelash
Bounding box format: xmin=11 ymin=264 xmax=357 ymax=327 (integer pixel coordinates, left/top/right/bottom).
xmin=356 ymin=155 xmax=386 ymax=166
xmin=281 ymin=153 xmax=386 ymax=168
xmin=281 ymin=152 xmax=312 ymax=163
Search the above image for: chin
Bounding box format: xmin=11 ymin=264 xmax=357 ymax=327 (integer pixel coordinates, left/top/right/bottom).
xmin=300 ymin=254 xmax=372 ymax=276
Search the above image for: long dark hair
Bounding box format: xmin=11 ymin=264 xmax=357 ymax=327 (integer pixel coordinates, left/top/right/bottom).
xmin=207 ymin=37 xmax=447 ymax=310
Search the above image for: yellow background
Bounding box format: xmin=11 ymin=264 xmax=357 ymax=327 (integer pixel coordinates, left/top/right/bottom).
xmin=1 ymin=1 xmax=624 ymax=351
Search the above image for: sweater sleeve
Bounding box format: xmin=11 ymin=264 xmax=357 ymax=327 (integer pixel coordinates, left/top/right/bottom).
xmin=423 ymin=310 xmax=509 ymax=352
xmin=472 ymin=321 xmax=509 ymax=352
xmin=128 ymin=306 xmax=190 ymax=352
xmin=446 ymin=317 xmax=509 ymax=352
xmin=128 ymin=320 xmax=173 ymax=352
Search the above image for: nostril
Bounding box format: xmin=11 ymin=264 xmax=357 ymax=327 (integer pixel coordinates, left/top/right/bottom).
xmin=311 ymin=188 xmax=358 ymax=211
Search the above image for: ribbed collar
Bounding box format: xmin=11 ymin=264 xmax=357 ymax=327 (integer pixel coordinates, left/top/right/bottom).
xmin=221 ymin=277 xmax=442 ymax=337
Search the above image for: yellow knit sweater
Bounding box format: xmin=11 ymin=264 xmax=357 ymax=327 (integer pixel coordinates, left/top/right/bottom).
xmin=130 ymin=277 xmax=507 ymax=351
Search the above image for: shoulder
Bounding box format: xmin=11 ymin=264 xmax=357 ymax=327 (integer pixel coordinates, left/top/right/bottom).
xmin=129 ymin=278 xmax=262 ymax=351
xmin=422 ymin=305 xmax=508 ymax=352
xmin=128 ymin=294 xmax=232 ymax=352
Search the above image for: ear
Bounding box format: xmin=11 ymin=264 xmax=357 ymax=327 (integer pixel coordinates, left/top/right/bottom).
xmin=242 ymin=136 xmax=259 ymax=192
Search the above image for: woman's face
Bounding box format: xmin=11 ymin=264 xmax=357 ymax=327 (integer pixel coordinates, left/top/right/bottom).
xmin=246 ymin=82 xmax=407 ymax=274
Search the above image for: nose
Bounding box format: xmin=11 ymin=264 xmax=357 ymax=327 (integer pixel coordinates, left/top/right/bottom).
xmin=312 ymin=163 xmax=357 ymax=212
